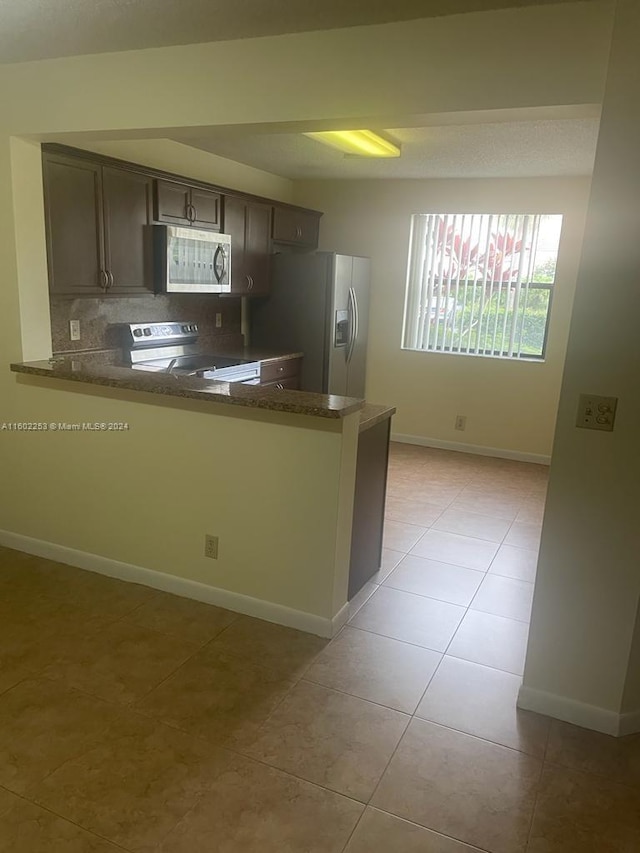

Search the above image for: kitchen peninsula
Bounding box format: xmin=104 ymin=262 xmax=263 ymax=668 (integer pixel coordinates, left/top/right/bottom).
xmin=9 ymin=355 xmax=394 ymax=636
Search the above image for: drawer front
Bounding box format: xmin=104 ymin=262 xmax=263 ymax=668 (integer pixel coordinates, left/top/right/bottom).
xmin=260 ymin=357 xmax=301 ymax=384
xmin=261 ymin=376 xmax=300 ymax=391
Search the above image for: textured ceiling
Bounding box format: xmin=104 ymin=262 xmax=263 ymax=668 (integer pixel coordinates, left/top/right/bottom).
xmin=178 ymin=118 xmax=600 ymax=180
xmin=0 ymin=0 xmax=596 ymax=64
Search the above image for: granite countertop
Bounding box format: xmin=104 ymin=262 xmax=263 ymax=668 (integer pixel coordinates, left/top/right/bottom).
xmin=10 ymin=359 xmax=364 ymax=420
xmin=358 ymin=403 xmax=396 ymax=432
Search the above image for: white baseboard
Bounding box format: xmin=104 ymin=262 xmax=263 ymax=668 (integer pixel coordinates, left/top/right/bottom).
xmin=517 ymin=685 xmax=640 ymax=736
xmin=0 ymin=529 xmax=341 ymax=639
xmin=330 ymin=602 xmax=350 ymax=635
xmin=619 ymin=709 xmax=640 ymax=737
xmin=391 ymin=432 xmax=551 ymax=466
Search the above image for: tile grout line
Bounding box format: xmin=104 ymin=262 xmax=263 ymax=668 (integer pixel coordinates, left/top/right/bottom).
xmin=0 ymin=783 xmax=135 ymax=852
xmin=359 ymin=805 xmax=495 ymax=853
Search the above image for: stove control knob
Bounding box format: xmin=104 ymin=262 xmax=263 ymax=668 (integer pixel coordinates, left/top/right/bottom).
xmin=143 ymin=328 xmax=152 ymax=336
xmin=133 ymin=329 xmax=143 ymax=337
xmin=181 ymin=324 xmax=189 ymax=333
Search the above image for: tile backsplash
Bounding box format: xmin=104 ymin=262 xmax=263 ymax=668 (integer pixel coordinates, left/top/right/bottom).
xmin=50 ymin=294 xmax=243 ymax=359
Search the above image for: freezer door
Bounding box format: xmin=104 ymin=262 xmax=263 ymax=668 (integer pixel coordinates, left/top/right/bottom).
xmin=327 ymin=255 xmax=353 ymax=397
xmin=346 ymin=256 xmax=370 ymax=398
xmin=250 ymin=253 xmax=332 ymax=393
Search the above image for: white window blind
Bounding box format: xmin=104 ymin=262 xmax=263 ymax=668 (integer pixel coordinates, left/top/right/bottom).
xmin=402 ymin=213 xmax=563 ymax=360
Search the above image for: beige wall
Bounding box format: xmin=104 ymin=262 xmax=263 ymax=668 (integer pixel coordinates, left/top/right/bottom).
xmin=521 ymin=0 xmax=640 ymax=730
xmin=1 ymin=4 xmax=611 ymax=138
xmin=75 ymin=138 xmax=293 ymax=203
xmin=295 ymin=178 xmax=591 ymax=458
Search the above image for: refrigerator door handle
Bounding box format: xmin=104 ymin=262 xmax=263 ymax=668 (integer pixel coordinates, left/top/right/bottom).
xmin=347 ymin=286 xmax=358 ymax=364
xmin=345 ymin=287 xmax=356 ymax=364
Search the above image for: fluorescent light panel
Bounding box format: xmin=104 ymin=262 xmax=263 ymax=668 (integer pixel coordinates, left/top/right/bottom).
xmin=304 ymin=129 xmax=400 ymax=158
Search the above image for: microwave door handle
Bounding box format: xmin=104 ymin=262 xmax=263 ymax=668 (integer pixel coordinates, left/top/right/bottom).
xmin=213 ymin=244 xmax=226 ymax=283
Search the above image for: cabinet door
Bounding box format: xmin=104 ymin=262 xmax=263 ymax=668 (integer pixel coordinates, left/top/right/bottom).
xmin=223 ymin=195 xmax=249 ymax=293
xmin=155 ymin=180 xmax=190 ymax=225
xmin=272 ymin=205 xmax=321 ymax=248
xmin=102 ymin=167 xmax=153 ymax=294
xmin=190 ymin=188 xmax=221 ymax=230
xmin=244 ymin=202 xmax=271 ymax=296
xmin=224 ymin=196 xmax=271 ymax=295
xmin=43 ymin=154 xmax=105 ymax=296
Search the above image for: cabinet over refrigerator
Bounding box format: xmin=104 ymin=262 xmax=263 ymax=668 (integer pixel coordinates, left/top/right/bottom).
xmin=250 ymin=252 xmax=370 ymax=398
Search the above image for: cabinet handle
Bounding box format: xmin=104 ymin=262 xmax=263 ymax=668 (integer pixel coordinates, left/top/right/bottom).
xmin=276 ymin=382 xmax=284 ymax=390
xmin=107 ymin=271 xmax=114 ymax=290
xmin=278 ymin=366 xmax=284 ymax=373
xmin=99 ymin=269 xmax=108 ymax=290
xmin=187 ymin=203 xmax=196 ymax=223
xmin=246 ymin=275 xmax=254 ymax=291
xmin=296 ymin=225 xmax=302 ymax=239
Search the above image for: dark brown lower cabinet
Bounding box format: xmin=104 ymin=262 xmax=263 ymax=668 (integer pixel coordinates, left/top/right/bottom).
xmin=260 ymin=356 xmax=301 ymax=385
xmin=260 ymin=376 xmax=300 ymax=390
xmin=348 ymin=417 xmax=392 ymax=600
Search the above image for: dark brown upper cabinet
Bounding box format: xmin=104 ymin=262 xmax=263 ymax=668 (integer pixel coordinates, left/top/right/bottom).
xmin=43 ymin=154 xmax=104 ymax=296
xmin=42 ymin=144 xmax=322 ymax=300
xmin=223 ymin=195 xmax=272 ymax=296
xmin=272 ymin=205 xmax=321 ymax=248
xmin=102 ymin=167 xmax=153 ymax=294
xmin=43 ymin=151 xmax=153 ymax=297
xmin=155 ymin=180 xmax=221 ymax=230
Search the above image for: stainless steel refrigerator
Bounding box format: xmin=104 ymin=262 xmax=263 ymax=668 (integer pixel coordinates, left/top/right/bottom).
xmin=250 ymin=252 xmax=370 ymax=397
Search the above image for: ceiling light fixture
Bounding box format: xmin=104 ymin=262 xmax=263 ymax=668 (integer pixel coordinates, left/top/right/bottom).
xmin=304 ymin=130 xmax=400 ymax=158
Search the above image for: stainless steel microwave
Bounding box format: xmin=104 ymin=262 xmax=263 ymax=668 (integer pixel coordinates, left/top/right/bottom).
xmin=153 ymin=225 xmax=231 ymax=294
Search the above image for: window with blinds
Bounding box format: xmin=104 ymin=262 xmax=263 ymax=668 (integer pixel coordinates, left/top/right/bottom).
xmin=402 ymin=213 xmax=563 ymax=360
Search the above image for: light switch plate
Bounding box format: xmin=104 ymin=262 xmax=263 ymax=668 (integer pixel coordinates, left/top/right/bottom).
xmin=576 ymin=394 xmax=618 ymax=431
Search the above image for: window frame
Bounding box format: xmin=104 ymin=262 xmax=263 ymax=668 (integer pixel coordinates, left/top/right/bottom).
xmin=401 ymin=212 xmax=562 ymax=362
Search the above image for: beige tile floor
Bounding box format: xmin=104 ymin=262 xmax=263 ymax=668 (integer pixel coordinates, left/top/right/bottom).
xmin=0 ymin=443 xmax=639 ymax=851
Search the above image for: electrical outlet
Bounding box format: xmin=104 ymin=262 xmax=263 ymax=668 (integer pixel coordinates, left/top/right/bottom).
xmin=454 ymin=415 xmax=466 ymax=431
xmin=204 ymin=534 xmax=219 ymax=559
xmin=69 ymin=320 xmax=81 ymax=341
xmin=576 ymin=394 xmax=618 ymax=431
xmin=215 ymin=313 xmax=222 ymax=329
